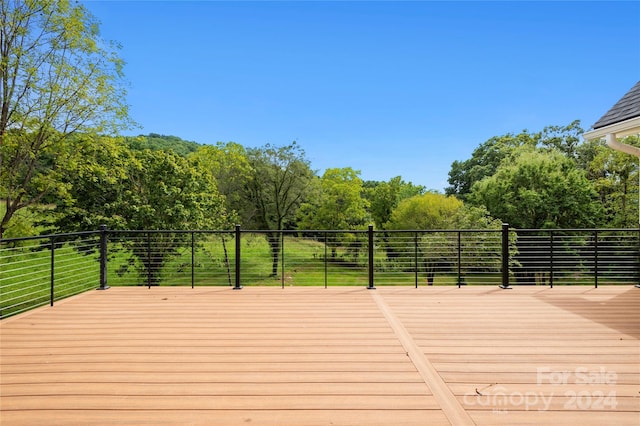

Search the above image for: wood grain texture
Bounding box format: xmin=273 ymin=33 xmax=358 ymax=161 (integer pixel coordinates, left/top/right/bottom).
xmin=1 ymin=285 xmax=639 ymax=425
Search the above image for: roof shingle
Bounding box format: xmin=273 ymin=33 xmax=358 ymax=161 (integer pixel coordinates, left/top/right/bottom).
xmin=592 ymin=81 xmax=640 ymax=129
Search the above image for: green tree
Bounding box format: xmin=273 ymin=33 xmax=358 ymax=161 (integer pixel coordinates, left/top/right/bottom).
xmin=446 ymin=122 xmax=586 ymax=201
xmin=469 ymin=149 xmax=604 ymax=229
xmin=298 ymin=167 xmax=369 ymax=230
xmin=126 ymin=134 xmax=201 ymax=157
xmin=587 ymin=136 xmax=639 ymax=227
xmin=244 ymin=142 xmax=315 ymax=276
xmin=190 ymin=142 xmax=253 ymax=285
xmin=0 ymin=0 xmax=131 ymax=238
xmin=115 ymin=150 xmax=224 ymax=231
xmin=365 ymin=176 xmax=425 ymax=229
xmin=298 ymin=167 xmax=369 ymax=259
xmin=385 ymin=193 xmax=506 ymax=285
xmin=538 ymin=120 xmax=584 ymax=161
xmin=576 ymin=138 xmax=606 ymax=178
xmin=48 ymin=134 xmax=131 ymax=231
xmin=387 ymin=193 xmax=462 ymax=285
xmin=387 ymin=192 xmax=463 ymax=230
xmin=469 ymin=148 xmax=606 ymax=285
xmin=118 ymin=150 xmax=226 ymax=284
xmin=446 ymin=131 xmax=538 ymax=201
xmin=53 ymin=147 xmax=226 ymax=284
xmin=189 ymin=142 xmax=252 ymax=225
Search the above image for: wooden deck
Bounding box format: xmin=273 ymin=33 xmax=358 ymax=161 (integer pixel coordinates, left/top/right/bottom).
xmin=1 ymin=285 xmax=639 ymax=425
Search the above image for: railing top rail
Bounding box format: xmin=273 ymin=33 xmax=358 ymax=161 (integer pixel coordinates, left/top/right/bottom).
xmin=3 ymin=226 xmax=638 ymax=245
xmin=514 ymin=228 xmax=640 ymax=232
xmin=378 ymin=229 xmax=503 ymax=233
xmin=0 ymin=230 xmax=99 ymax=244
xmin=105 ymin=227 xmax=640 ymax=234
xmin=247 ymin=229 xmax=368 ymax=234
xmin=108 ymin=229 xmax=235 ymax=235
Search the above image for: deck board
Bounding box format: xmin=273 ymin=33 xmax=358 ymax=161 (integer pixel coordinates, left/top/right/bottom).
xmin=1 ymin=285 xmax=639 ymax=425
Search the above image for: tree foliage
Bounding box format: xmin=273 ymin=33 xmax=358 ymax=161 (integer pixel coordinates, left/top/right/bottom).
xmin=386 ymin=193 xmax=463 ymax=285
xmin=446 ymin=131 xmax=537 ymax=201
xmin=115 ymin=150 xmax=225 ymax=231
xmin=586 ymin=136 xmax=639 ymax=227
xmin=189 ymin=142 xmax=252 ymax=227
xmin=364 ymin=176 xmax=425 ymax=229
xmin=387 ymin=193 xmax=463 ymax=230
xmin=188 ymin=142 xmax=252 ymax=284
xmin=386 ymin=192 xmax=504 ymax=285
xmin=446 ymin=121 xmax=585 ymax=201
xmin=469 ymin=149 xmax=604 ymax=229
xmin=297 ymin=167 xmax=369 ymax=259
xmin=115 ymin=150 xmax=227 ymax=283
xmin=126 ymin=133 xmax=200 ymax=157
xmin=444 ymin=120 xmax=640 ymax=229
xmin=51 ymin=145 xmax=227 ymax=283
xmin=298 ymin=167 xmax=369 ymax=230
xmin=49 ymin=134 xmax=130 ymax=231
xmin=0 ymin=0 xmax=131 ymax=238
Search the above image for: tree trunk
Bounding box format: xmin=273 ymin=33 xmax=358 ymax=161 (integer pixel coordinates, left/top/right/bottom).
xmin=221 ymin=236 xmax=232 ymax=286
xmin=425 ymin=263 xmax=435 ymax=286
xmin=426 ymin=272 xmax=434 ymax=286
xmin=0 ymin=199 xmax=17 ymax=240
xmin=267 ymin=232 xmax=280 ymax=277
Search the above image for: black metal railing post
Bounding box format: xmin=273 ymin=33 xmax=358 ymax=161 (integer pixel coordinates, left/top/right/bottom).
xmin=281 ymin=232 xmax=285 ymax=289
xmin=594 ymin=230 xmax=599 ymax=288
xmin=191 ymin=231 xmax=195 ymax=289
xmin=414 ymin=232 xmax=418 ymax=288
xmin=457 ymin=231 xmax=462 ymax=288
xmin=500 ymin=223 xmax=511 ymax=289
xmin=147 ymin=231 xmax=152 ymax=289
xmin=636 ymin=228 xmax=640 ymax=288
xmin=367 ymin=225 xmax=375 ymax=290
xmin=549 ymin=230 xmax=554 ymax=289
xmin=50 ymin=236 xmax=55 ymax=306
xmin=98 ymin=225 xmax=110 ymax=290
xmin=233 ymin=225 xmax=242 ymax=290
xmin=324 ymin=232 xmax=328 ymax=289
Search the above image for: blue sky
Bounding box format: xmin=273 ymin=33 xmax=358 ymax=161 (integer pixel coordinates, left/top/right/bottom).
xmin=83 ymin=1 xmax=639 ymax=191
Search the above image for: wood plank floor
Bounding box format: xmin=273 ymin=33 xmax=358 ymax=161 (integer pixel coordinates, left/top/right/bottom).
xmin=1 ymin=286 xmax=639 ymax=425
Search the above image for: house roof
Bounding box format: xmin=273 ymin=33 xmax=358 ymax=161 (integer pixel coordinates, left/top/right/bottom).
xmin=592 ymin=80 xmax=640 ymax=129
xmin=583 ymin=81 xmax=640 ymax=142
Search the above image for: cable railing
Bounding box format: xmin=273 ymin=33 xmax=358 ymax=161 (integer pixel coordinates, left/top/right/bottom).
xmin=106 ymin=229 xmax=236 ymax=287
xmin=515 ymin=229 xmax=640 ymax=287
xmin=1 ymin=225 xmax=638 ymax=318
xmin=0 ymin=231 xmax=102 ymax=318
